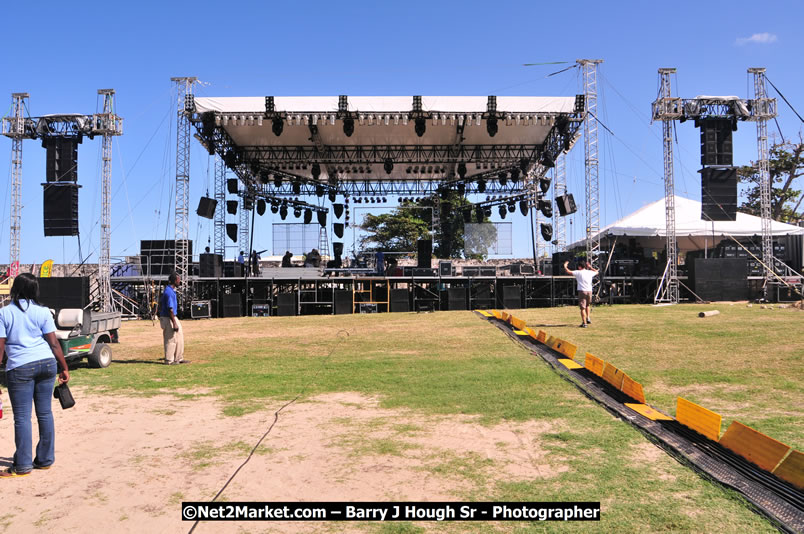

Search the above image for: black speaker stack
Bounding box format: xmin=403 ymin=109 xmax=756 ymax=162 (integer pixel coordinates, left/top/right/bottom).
xmin=334 ymin=290 xmax=353 ymax=315
xmin=199 ymin=253 xmax=223 ymax=277
xmin=447 ymin=287 xmax=467 ymax=310
xmin=44 ymin=137 xmax=80 ymax=183
xmin=276 ymin=293 xmax=296 ymax=316
xmin=37 ymin=277 xmax=90 ymax=309
xmin=439 ymin=261 xmax=452 ymax=276
xmin=196 ymin=197 xmax=217 ymax=219
xmin=43 ymin=183 xmax=80 ymax=236
xmin=221 ymin=293 xmax=242 ymax=317
xmin=389 ymin=288 xmax=410 ymax=312
xmin=697 ymin=118 xmax=737 ymax=221
xmin=417 ymin=239 xmax=432 ymax=268
xmin=689 ymin=258 xmax=748 ymax=301
xmin=502 ymin=285 xmax=521 ymax=309
xmin=140 ymin=240 xmax=193 ymax=276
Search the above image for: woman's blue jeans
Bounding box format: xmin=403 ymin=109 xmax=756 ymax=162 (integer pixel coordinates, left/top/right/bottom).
xmin=6 ymin=358 xmax=57 ymax=473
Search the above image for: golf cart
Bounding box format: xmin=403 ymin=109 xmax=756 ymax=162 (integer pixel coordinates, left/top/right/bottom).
xmin=53 ymin=308 xmax=121 ymax=368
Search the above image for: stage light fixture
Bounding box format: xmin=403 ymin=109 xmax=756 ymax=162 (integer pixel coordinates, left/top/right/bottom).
xmin=414 ymin=117 xmax=426 ymax=137
xmin=333 ymin=203 xmax=344 ymax=218
xmin=384 ymin=159 xmax=394 ymax=174
xmin=519 ymin=200 xmax=529 ymax=216
xmin=272 ymin=117 xmax=283 ymax=136
xmin=303 ymin=209 xmax=313 ymax=224
xmin=457 ymin=162 xmax=467 ymax=179
xmin=274 ymin=175 xmax=282 ymax=188
xmin=226 ymin=200 xmax=238 ymax=215
xmin=486 ymin=117 xmax=498 ymax=137
xmin=498 ymin=172 xmax=508 ymax=187
xmin=343 ymin=117 xmax=355 ymax=137
xmin=224 ymin=150 xmax=237 ymax=168
xmin=507 ymin=202 xmax=516 ymax=213
xmin=279 ymin=205 xmax=288 ymax=220
xmin=333 ymin=223 xmax=344 ymax=238
xmin=294 ymin=207 xmax=302 ymax=218
xmin=484 ymin=207 xmax=492 ymax=217
xmin=540 ymin=223 xmax=553 ymax=241
xmin=258 ymin=170 xmax=270 ymax=184
xmin=520 ymin=158 xmax=529 ymax=174
xmin=227 ymin=178 xmax=239 ymax=194
xmin=317 ymin=211 xmax=327 ymax=228
xmin=270 ymin=203 xmax=279 ymax=214
xmin=382 ymin=197 xmax=387 ymax=203
xmin=311 ymin=162 xmax=321 ymax=180
xmin=475 ymin=206 xmax=484 ymax=223
xmin=315 ymin=184 xmax=324 ymax=197
xmin=499 ymin=205 xmax=507 ymax=219
xmin=257 ymin=198 xmax=266 ymax=216
xmin=477 ymin=179 xmax=486 ymax=193
xmin=539 ymin=177 xmax=551 ymax=194
xmin=457 ymin=182 xmax=466 ymax=196
xmin=292 ymin=181 xmax=301 ymax=195
xmin=510 ymin=168 xmax=520 ymax=181
xmin=328 ymin=190 xmax=337 ymax=202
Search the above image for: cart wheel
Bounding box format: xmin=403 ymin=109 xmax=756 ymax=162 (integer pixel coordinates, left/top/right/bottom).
xmin=88 ymin=343 xmax=113 ymax=368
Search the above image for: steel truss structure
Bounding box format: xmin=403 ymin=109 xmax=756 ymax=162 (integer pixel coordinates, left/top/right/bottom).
xmin=747 ymin=68 xmax=776 ymax=298
xmin=172 ymin=77 xmax=198 ymax=309
xmin=579 ymin=59 xmax=602 ymax=270
xmin=2 ymin=92 xmax=122 ymax=309
xmin=213 ymin=155 xmax=227 ymax=256
xmin=651 ymin=68 xmax=777 ymax=303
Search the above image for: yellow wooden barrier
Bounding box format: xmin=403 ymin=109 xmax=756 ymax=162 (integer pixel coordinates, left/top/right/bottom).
xmin=620 ymin=375 xmax=646 ymax=404
xmin=676 ymin=397 xmax=722 ymax=441
xmin=583 ymin=353 xmax=605 ymax=377
xmin=601 ymin=363 xmax=626 ymax=390
xmin=719 ymin=421 xmax=791 ymax=472
xmin=536 ymin=330 xmax=547 ymax=343
xmin=772 ymin=449 xmax=804 ymax=490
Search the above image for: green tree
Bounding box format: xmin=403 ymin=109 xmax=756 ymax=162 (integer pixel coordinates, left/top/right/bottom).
xmin=737 ymin=140 xmax=803 ymax=223
xmin=358 ymin=190 xmax=495 ymax=259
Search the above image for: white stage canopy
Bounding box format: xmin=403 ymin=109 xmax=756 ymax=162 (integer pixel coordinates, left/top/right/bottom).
xmin=570 ymin=196 xmax=804 ymax=252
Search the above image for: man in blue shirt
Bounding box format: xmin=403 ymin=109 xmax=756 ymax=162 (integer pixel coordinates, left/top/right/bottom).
xmin=159 ymin=272 xmax=187 ymax=364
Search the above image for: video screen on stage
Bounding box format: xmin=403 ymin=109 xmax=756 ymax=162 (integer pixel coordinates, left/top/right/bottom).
xmin=273 ymin=223 xmax=321 ymax=256
xmin=464 ymin=222 xmax=512 ymax=256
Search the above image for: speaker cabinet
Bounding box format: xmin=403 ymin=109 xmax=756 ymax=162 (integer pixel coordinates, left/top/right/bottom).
xmin=44 ymin=137 xmax=80 ymax=182
xmin=390 ymin=288 xmax=410 ymax=312
xmin=502 ymin=285 xmax=521 ymax=309
xmin=690 ymin=258 xmax=747 ymax=301
xmin=700 ymin=167 xmax=737 ymax=221
xmin=191 ymin=300 xmax=212 ymax=319
xmin=199 ymin=253 xmax=223 ymax=277
xmin=417 ymin=239 xmax=432 ymax=268
xmin=196 ymin=196 xmax=217 ymax=219
xmin=439 ymin=261 xmax=453 ymax=276
xmin=276 ymin=293 xmax=296 ymax=316
xmin=699 ymin=118 xmax=733 ymax=166
xmin=334 ymin=290 xmax=353 ymax=315
xmin=37 ymin=277 xmax=90 ymax=309
xmin=555 ymin=194 xmax=577 ymax=216
xmin=43 ymin=183 xmax=80 ymax=236
xmin=447 ymin=287 xmax=467 ymax=310
xmin=222 ymin=293 xmax=242 ymax=318
xmin=480 ymin=267 xmax=497 ymax=277
xmin=463 ymin=266 xmax=479 ymax=277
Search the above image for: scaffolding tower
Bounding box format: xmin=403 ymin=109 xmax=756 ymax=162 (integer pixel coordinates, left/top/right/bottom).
xmin=6 ymin=93 xmax=27 ymax=272
xmin=96 ymin=89 xmax=123 ymax=311
xmin=171 ymin=77 xmax=197 ymax=309
xmin=552 ymin=153 xmax=567 ymax=252
xmin=652 ymin=68 xmax=681 ymax=304
xmin=579 ymin=59 xmax=602 ymax=269
xmin=748 ymin=68 xmax=776 ymax=298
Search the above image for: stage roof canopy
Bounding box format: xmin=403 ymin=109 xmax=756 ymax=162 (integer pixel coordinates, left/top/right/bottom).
xmin=191 ymin=95 xmax=583 ymax=188
xmin=570 ymin=196 xmax=804 ymax=252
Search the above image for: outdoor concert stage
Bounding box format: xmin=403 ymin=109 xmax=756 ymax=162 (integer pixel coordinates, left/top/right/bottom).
xmin=111 ymin=271 xmax=697 ymax=319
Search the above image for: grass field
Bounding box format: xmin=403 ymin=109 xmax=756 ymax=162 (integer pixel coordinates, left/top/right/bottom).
xmin=65 ymin=303 xmax=802 ymax=533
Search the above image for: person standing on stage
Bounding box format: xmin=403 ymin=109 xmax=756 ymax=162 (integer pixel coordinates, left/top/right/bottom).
xmin=159 ymin=273 xmax=187 ymax=365
xmin=564 ymin=259 xmax=598 ymax=328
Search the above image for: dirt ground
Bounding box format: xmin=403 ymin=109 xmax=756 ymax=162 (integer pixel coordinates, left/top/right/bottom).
xmin=0 ymin=391 xmax=566 ymax=533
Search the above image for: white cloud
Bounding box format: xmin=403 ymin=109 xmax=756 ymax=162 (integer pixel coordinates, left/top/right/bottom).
xmin=735 ymin=32 xmax=778 ymax=45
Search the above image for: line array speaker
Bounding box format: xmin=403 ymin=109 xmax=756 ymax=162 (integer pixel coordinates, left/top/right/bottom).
xmin=196 ymin=197 xmax=217 ymax=219
xmin=700 ymin=166 xmax=737 ymax=221
xmin=44 ymin=136 xmax=80 ymax=182
xmin=43 ymin=183 xmax=80 ymax=236
xmin=699 ymin=118 xmax=733 ymax=166
xmin=555 ymin=194 xmax=577 ymax=216
xmin=417 ymin=239 xmax=432 ymax=268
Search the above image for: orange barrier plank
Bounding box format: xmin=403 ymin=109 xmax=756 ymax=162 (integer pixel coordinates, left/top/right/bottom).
xmin=557 ymin=340 xmax=578 ymax=360
xmin=676 ymin=397 xmax=722 ymax=441
xmin=544 ymin=335 xmax=557 ymax=348
xmin=584 ymin=353 xmax=605 ymax=377
xmin=625 ymin=403 xmax=673 ymax=421
xmin=719 ymin=421 xmax=791 ymax=472
xmin=525 ymin=327 xmax=538 ymax=340
xmin=602 ymin=363 xmax=626 ymax=390
xmin=511 ymin=316 xmax=527 ymax=331
xmin=621 ymin=375 xmax=646 ymax=404
xmin=558 ymin=358 xmax=583 ymax=370
xmin=536 ymin=330 xmax=547 ymax=343
xmin=501 ymin=312 xmax=511 ymax=323
xmin=492 ymin=310 xmax=502 ymax=319
xmin=772 ymin=449 xmax=804 ymax=490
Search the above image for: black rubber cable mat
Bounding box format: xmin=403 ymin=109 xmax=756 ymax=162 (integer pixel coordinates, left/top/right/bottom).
xmin=478 ymin=312 xmax=804 ymax=533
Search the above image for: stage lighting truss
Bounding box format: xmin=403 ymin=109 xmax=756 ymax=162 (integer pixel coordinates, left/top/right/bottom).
xmin=461 ymin=192 xmax=531 ymax=219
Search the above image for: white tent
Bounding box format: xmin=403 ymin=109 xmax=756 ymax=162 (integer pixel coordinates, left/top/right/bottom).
xmin=570 ymin=196 xmax=804 ymax=252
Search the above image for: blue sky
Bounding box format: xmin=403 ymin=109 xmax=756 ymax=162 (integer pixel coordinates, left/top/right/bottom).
xmin=2 ymin=0 xmax=802 ymax=264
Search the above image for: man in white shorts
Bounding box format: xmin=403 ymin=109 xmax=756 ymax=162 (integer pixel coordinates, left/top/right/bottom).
xmin=564 ymin=259 xmax=598 ymax=328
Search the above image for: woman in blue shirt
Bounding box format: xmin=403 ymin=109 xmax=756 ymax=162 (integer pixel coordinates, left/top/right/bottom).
xmin=0 ymin=273 xmax=70 ymax=478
